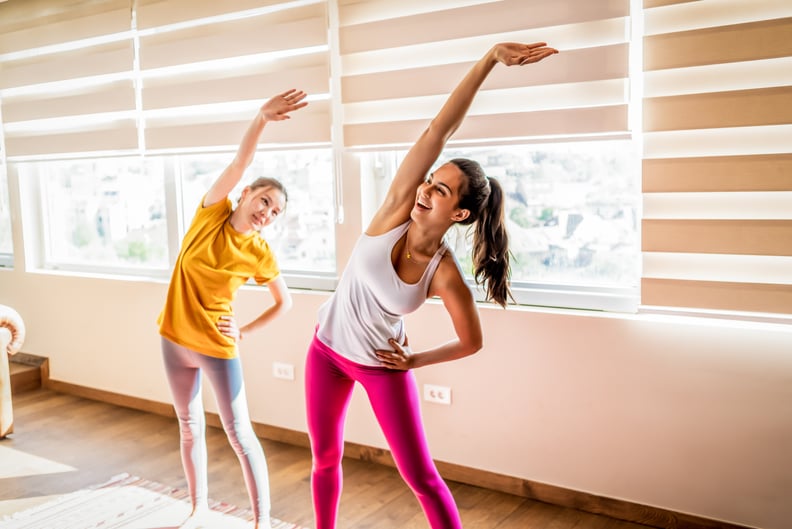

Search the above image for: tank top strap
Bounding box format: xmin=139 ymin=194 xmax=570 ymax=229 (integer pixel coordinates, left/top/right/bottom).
xmin=421 ymin=240 xmax=449 ymax=286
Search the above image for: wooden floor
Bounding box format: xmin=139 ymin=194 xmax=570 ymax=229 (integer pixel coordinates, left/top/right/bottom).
xmin=2 ymin=388 xmax=653 ymax=529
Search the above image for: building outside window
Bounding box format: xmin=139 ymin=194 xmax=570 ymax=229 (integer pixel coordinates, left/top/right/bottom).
xmin=20 ymin=157 xmax=169 ymax=272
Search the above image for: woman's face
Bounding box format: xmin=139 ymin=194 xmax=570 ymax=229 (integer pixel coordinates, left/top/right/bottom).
xmin=411 ymin=162 xmax=470 ymax=226
xmin=239 ymin=185 xmax=286 ymax=231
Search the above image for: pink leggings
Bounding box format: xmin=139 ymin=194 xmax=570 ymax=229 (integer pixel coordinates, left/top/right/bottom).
xmin=305 ymin=334 xmax=462 ymax=529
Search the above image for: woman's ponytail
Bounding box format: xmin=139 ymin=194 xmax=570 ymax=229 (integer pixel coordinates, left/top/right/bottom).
xmin=450 ymin=159 xmax=513 ymax=308
xmin=472 ymin=177 xmax=512 ymax=307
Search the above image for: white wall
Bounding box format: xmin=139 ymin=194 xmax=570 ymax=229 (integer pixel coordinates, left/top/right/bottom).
xmin=1 ymin=269 xmax=790 ymax=529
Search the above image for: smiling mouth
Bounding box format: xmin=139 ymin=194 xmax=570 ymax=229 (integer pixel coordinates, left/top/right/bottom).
xmin=416 ymin=198 xmax=431 ymax=210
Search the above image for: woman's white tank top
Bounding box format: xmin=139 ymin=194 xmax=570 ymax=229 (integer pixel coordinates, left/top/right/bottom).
xmin=316 ymin=220 xmax=448 ymax=366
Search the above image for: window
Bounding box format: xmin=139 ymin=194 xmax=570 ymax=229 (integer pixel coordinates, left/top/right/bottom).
xmin=0 ymin=0 xmax=334 ymax=285
xmin=5 ymin=1 xmax=786 ymax=317
xmin=340 ymin=0 xmax=636 ymax=311
xmin=12 ymin=148 xmax=337 ymax=284
xmin=361 ymin=139 xmax=640 ymax=311
xmin=19 ymin=157 xmax=169 ymax=273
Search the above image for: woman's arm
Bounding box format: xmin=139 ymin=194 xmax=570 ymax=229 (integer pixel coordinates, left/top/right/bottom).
xmin=217 ymin=275 xmax=293 ymax=341
xmin=203 ymin=89 xmax=308 ymax=208
xmin=375 ymin=259 xmax=483 ymax=370
xmin=367 ymin=42 xmax=557 ymax=234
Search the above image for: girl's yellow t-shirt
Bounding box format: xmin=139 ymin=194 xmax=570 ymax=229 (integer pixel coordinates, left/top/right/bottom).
xmin=158 ymin=197 xmax=279 ymax=359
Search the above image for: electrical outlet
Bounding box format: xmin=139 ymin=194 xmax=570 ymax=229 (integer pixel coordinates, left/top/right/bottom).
xmin=272 ymin=362 xmax=295 ymax=381
xmin=423 ymin=384 xmax=451 ymax=405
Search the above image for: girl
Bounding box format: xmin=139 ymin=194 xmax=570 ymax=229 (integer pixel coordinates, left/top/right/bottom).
xmin=158 ymin=89 xmax=307 ymax=529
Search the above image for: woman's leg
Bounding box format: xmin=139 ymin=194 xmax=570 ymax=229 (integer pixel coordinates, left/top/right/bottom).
xmin=161 ymin=337 xmax=209 ymax=513
xmin=201 ymin=352 xmax=271 ymax=527
xmin=362 ymin=369 xmax=463 ymax=529
xmin=305 ymin=336 xmax=355 ymax=529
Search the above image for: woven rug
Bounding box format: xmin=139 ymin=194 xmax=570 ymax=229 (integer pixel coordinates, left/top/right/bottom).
xmin=0 ymin=473 xmax=304 ymax=529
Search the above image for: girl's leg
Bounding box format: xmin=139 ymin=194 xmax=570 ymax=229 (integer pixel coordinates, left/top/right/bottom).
xmin=305 ymin=336 xmax=355 ymax=529
xmin=161 ymin=337 xmax=209 ymax=512
xmin=201 ymin=353 xmax=271 ymax=527
xmin=363 ymin=369 xmax=463 ymax=529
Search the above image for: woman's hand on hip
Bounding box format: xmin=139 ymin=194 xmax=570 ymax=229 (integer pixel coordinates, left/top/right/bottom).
xmin=376 ymin=338 xmax=414 ymax=370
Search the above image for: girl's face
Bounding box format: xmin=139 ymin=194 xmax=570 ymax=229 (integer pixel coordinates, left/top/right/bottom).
xmin=411 ymin=162 xmax=470 ymax=226
xmin=238 ymin=185 xmax=286 ymax=231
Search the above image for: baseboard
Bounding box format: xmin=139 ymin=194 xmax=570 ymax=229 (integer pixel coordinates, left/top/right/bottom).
xmin=45 ymin=379 xmax=752 ymax=529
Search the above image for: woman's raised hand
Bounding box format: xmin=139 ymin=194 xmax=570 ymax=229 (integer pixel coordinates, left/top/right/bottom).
xmin=260 ymin=88 xmax=308 ymax=121
xmin=492 ymin=42 xmax=558 ymax=66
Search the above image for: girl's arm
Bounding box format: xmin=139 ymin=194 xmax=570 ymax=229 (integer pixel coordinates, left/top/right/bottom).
xmin=240 ymin=275 xmax=293 ymax=339
xmin=367 ymin=42 xmax=557 ymax=235
xmin=217 ymin=275 xmax=293 ymax=341
xmin=203 ymin=89 xmax=308 ymax=208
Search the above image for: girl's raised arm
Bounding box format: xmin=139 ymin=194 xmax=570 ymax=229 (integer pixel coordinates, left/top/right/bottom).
xmin=203 ymin=89 xmax=308 ymax=207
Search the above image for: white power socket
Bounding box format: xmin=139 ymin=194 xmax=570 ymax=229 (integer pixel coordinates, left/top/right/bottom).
xmin=272 ymin=362 xmax=295 ymax=381
xmin=423 ymin=384 xmax=451 ymax=405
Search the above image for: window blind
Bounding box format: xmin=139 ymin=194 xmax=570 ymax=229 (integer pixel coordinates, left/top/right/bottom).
xmin=0 ymin=0 xmax=331 ymax=158
xmin=641 ymin=0 xmax=792 ymax=316
xmin=336 ymin=0 xmax=632 ymax=148
xmin=0 ymin=0 xmax=137 ymax=157
xmin=137 ymin=0 xmax=331 ymax=150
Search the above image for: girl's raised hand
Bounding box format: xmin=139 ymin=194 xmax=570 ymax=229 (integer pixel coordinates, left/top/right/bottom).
xmin=492 ymin=42 xmax=558 ymax=66
xmin=260 ymin=88 xmax=308 ymax=121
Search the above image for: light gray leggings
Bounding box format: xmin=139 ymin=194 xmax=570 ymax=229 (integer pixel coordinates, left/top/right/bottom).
xmin=161 ymin=337 xmax=270 ymax=523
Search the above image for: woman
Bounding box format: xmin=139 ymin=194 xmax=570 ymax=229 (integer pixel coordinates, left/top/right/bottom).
xmin=157 ymin=89 xmax=307 ymax=529
xmin=305 ymin=42 xmax=558 ymax=528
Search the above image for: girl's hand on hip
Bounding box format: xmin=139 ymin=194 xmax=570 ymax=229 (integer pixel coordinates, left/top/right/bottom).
xmin=376 ymin=338 xmax=414 ymax=370
xmin=217 ymin=315 xmax=241 ymax=342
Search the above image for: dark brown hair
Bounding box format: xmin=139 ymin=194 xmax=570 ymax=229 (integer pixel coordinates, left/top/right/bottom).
xmin=450 ymin=158 xmax=512 ymax=307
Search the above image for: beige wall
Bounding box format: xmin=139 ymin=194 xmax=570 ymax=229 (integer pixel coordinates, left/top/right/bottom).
xmin=1 ymin=269 xmax=790 ymax=529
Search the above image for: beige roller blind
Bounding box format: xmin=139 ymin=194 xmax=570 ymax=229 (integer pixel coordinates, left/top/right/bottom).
xmin=0 ymin=0 xmax=330 ymax=158
xmin=137 ymin=0 xmax=330 ymax=150
xmin=0 ymin=0 xmax=136 ymax=157
xmin=337 ymin=0 xmax=631 ymax=148
xmin=641 ymin=0 xmax=792 ymax=316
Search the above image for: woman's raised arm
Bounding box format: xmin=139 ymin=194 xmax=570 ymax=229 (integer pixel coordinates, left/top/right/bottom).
xmin=368 ymin=42 xmax=557 ymax=233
